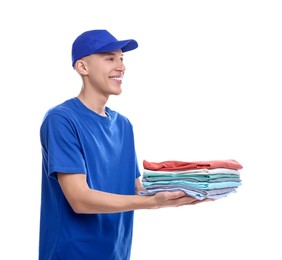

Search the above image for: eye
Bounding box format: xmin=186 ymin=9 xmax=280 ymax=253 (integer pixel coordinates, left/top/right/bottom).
xmin=106 ymin=57 xmax=114 ymax=61
xmin=120 ymin=57 xmax=124 ymax=62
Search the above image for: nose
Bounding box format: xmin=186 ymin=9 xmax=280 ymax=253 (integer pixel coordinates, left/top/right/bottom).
xmin=116 ymin=60 xmax=126 ymax=72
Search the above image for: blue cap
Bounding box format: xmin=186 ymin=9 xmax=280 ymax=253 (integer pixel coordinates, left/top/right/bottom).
xmin=71 ymin=29 xmax=138 ymax=67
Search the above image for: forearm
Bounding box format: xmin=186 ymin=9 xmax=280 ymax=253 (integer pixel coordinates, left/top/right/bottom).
xmin=58 ymin=173 xmax=207 ymax=214
xmin=71 ymin=188 xmax=208 ymax=214
xmin=72 ymin=189 xmax=155 ymax=214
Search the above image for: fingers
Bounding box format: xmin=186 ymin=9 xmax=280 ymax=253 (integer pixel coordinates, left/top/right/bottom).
xmin=154 ymin=191 xmax=196 ymax=206
xmin=165 ymin=190 xmax=187 ymax=199
xmin=154 ymin=191 xmax=214 ymax=208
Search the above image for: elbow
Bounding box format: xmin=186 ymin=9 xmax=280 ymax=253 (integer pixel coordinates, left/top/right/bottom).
xmin=72 ymin=205 xmax=86 ymax=214
xmin=67 ymin=199 xmax=90 ymax=214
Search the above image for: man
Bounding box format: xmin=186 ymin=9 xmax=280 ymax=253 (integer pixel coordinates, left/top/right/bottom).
xmin=39 ymin=29 xmax=209 ymax=259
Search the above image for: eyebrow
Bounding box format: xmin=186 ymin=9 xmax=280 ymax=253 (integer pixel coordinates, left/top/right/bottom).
xmin=100 ymin=52 xmax=124 ymax=56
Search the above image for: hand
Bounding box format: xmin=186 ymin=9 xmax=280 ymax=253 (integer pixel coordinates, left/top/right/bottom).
xmin=152 ymin=191 xmax=212 ymax=208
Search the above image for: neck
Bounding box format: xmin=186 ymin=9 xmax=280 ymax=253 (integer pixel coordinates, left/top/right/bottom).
xmin=77 ymin=88 xmax=109 ymax=116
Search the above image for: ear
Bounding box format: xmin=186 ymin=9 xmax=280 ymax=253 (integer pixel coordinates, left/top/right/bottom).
xmin=74 ymin=60 xmax=88 ymax=75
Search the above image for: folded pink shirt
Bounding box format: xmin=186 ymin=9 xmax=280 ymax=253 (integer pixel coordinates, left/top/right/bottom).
xmin=143 ymin=159 xmax=243 ymax=171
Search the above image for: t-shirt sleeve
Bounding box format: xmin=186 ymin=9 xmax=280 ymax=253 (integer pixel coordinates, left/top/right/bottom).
xmin=40 ymin=112 xmax=87 ymax=179
xmin=135 ymin=157 xmax=141 ymax=179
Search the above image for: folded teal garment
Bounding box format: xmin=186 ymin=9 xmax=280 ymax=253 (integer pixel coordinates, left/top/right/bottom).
xmin=142 ymin=174 xmax=240 ymax=182
xmin=142 ymin=180 xmax=241 ymax=189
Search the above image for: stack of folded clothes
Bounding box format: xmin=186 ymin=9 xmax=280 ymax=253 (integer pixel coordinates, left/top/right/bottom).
xmin=139 ymin=159 xmax=243 ymax=200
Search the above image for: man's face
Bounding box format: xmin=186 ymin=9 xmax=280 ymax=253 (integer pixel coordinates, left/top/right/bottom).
xmin=81 ymin=49 xmax=126 ymax=97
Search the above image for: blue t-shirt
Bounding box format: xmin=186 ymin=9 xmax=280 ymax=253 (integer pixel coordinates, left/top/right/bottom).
xmin=39 ymin=97 xmax=140 ymax=260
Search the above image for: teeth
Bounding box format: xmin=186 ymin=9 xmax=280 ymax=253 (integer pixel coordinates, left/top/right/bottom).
xmin=112 ymin=77 xmax=122 ymax=80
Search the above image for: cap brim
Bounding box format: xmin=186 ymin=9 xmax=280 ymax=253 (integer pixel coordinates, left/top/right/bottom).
xmin=95 ymin=39 xmax=138 ymax=53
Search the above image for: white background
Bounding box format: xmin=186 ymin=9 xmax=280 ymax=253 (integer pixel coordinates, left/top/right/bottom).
xmin=1 ymin=0 xmax=281 ymax=259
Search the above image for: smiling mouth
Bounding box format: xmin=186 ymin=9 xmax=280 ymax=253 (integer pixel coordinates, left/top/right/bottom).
xmin=109 ymin=76 xmax=123 ymax=83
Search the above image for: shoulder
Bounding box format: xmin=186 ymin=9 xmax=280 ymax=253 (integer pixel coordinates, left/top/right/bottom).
xmin=41 ymin=98 xmax=79 ymax=129
xmin=43 ymin=98 xmax=77 ymax=119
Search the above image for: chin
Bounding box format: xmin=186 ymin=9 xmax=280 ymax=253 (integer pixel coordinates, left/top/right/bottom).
xmin=113 ymin=89 xmax=122 ymax=95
